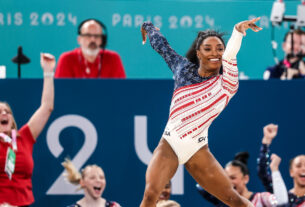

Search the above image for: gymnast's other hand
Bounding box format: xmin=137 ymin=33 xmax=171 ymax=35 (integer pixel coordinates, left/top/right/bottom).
xmin=141 ymin=23 xmax=160 ymax=45
xmin=235 ymin=17 xmax=262 ymax=36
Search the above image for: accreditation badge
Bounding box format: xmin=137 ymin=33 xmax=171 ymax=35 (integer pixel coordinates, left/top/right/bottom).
xmin=5 ymin=147 xmax=16 ymax=180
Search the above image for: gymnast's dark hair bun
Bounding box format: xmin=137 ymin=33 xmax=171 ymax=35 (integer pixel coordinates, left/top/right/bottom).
xmin=234 ymin=151 xmax=250 ymax=166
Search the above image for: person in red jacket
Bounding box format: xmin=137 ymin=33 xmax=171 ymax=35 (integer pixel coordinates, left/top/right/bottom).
xmin=55 ymin=19 xmax=126 ymax=78
xmin=0 ymin=53 xmax=55 ymax=206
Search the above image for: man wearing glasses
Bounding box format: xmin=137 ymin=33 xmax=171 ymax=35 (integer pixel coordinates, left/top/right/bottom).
xmin=55 ymin=19 xmax=126 ymax=78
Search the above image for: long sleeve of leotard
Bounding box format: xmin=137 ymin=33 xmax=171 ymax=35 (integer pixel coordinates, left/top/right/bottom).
xmin=272 ymin=171 xmax=288 ymax=205
xmin=221 ymin=27 xmax=243 ymax=97
xmin=257 ymin=144 xmax=273 ymax=193
xmin=142 ymin=22 xmax=188 ymax=73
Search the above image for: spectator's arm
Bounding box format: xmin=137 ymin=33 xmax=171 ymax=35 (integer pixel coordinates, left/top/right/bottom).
xmin=270 ymin=154 xmax=288 ymax=205
xmin=28 ymin=53 xmax=55 ymax=140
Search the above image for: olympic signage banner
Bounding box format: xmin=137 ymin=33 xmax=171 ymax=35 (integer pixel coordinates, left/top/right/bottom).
xmin=1 ymin=79 xmax=305 ymax=206
xmin=0 ymin=0 xmax=301 ymax=79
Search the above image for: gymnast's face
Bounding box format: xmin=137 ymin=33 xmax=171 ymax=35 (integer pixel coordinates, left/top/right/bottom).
xmin=225 ymin=165 xmax=249 ymax=195
xmin=81 ymin=166 xmax=106 ymax=200
xmin=0 ymin=103 xmax=14 ymax=134
xmin=197 ymin=36 xmax=224 ymax=73
xmin=290 ymin=155 xmax=305 ymax=187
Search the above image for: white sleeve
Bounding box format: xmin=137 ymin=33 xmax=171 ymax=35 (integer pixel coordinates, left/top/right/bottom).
xmin=223 ymin=27 xmax=243 ymax=60
xmin=272 ymin=171 xmax=288 ymax=205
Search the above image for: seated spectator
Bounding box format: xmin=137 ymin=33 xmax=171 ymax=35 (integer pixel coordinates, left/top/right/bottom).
xmin=264 ymin=29 xmax=305 ymax=80
xmin=55 ymin=19 xmax=126 ymax=78
xmin=156 ymin=200 xmax=180 ymax=207
xmin=62 ymin=159 xmax=121 ymax=207
xmin=196 ymin=151 xmax=288 ymax=206
xmin=257 ymin=123 xmax=305 ymax=206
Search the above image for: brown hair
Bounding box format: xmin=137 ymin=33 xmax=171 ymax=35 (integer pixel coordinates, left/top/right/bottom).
xmin=289 ymin=154 xmax=305 ymax=169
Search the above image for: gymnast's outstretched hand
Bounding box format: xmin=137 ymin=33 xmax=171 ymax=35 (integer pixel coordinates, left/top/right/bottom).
xmin=235 ymin=17 xmax=262 ymax=36
xmin=141 ymin=23 xmax=160 ymax=45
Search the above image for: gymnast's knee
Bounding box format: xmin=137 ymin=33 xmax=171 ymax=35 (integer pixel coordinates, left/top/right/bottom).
xmin=143 ymin=183 xmax=161 ymax=203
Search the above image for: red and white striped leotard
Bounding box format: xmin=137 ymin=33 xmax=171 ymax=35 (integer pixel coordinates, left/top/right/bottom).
xmin=143 ymin=22 xmax=243 ymax=164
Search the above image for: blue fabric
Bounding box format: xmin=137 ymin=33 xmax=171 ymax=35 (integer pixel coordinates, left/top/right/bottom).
xmin=257 ymin=144 xmax=273 ymax=193
xmin=142 ymin=22 xmax=215 ymax=91
xmin=257 ymin=144 xmax=305 ymax=207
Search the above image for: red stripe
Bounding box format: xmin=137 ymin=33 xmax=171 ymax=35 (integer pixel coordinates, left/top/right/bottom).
xmin=171 ymin=88 xmax=222 ymax=120
xmin=173 ymin=76 xmax=217 ymax=98
xmin=175 ymin=93 xmax=226 ymax=123
xmin=169 ymin=100 xmax=195 ymax=118
xmin=223 ymin=79 xmax=238 ymax=88
xmin=171 ymin=92 xmax=213 ymax=120
xmin=223 ymin=85 xmax=238 ymax=95
xmin=196 ymin=113 xmax=219 ymax=132
xmin=223 ymin=59 xmax=237 ymax=66
xmin=174 ymin=82 xmax=216 ymax=106
xmin=176 ymin=108 xmax=214 ymax=131
xmin=223 ymin=64 xmax=237 ymax=72
xmin=170 ymin=80 xmax=219 ymax=118
xmin=173 ymin=76 xmax=219 ymax=100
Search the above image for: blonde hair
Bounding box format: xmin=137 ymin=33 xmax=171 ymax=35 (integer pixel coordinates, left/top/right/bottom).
xmin=156 ymin=200 xmax=181 ymax=207
xmin=0 ymin=203 xmax=17 ymax=207
xmin=62 ymin=158 xmax=82 ymax=185
xmin=0 ymin=101 xmax=18 ymax=131
xmin=62 ymin=158 xmax=103 ymax=186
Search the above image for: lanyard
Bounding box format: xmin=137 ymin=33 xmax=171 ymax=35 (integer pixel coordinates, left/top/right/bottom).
xmin=78 ymin=50 xmax=103 ymax=77
xmin=0 ymin=129 xmax=17 ymax=151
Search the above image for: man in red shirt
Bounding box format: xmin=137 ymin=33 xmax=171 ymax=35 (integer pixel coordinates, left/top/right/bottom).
xmin=55 ymin=19 xmax=126 ymax=78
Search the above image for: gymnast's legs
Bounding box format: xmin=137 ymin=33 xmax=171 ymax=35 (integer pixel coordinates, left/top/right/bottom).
xmin=140 ymin=138 xmax=179 ymax=207
xmin=185 ymin=145 xmax=253 ymax=207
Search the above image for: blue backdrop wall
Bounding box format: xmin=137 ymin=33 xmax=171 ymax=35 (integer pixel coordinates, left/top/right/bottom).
xmin=0 ymin=0 xmax=302 ymax=79
xmin=1 ymin=79 xmax=304 ymax=206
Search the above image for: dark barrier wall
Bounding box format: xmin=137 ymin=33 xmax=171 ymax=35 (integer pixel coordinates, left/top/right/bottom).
xmin=1 ymin=79 xmax=305 ymax=206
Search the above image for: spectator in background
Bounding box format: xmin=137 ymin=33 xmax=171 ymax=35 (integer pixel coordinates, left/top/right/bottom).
xmin=55 ymin=19 xmax=126 ymax=78
xmin=196 ymin=151 xmax=288 ymax=207
xmin=264 ymin=29 xmax=305 ymax=80
xmin=301 ymin=30 xmax=305 ymax=55
xmin=0 ymin=53 xmax=55 ymax=206
xmin=63 ymin=159 xmax=121 ymax=207
xmin=157 ymin=181 xmax=181 ymax=206
xmin=257 ymin=123 xmax=305 ymax=207
xmin=158 ymin=181 xmax=172 ymax=201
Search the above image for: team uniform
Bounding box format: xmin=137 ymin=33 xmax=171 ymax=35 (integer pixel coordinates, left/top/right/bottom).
xmin=143 ymin=22 xmax=242 ymax=164
xmin=258 ymin=144 xmax=305 ymax=207
xmin=0 ymin=125 xmax=35 ymax=206
xmin=197 ymin=185 xmax=278 ymax=207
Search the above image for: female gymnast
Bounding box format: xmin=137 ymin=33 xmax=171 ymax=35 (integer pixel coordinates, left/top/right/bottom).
xmin=140 ymin=18 xmax=262 ymax=207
